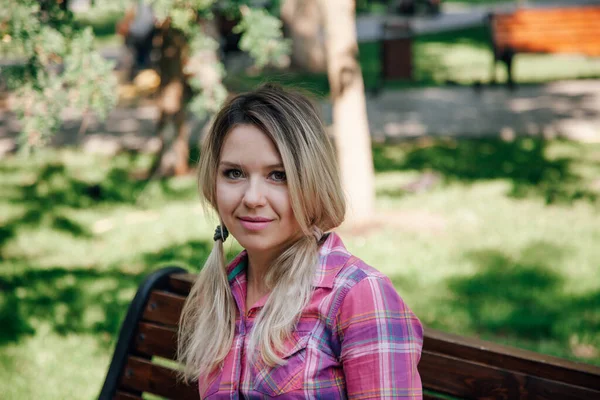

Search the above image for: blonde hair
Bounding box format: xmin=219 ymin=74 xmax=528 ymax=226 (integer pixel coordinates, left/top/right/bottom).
xmin=177 ymin=84 xmax=346 ymax=382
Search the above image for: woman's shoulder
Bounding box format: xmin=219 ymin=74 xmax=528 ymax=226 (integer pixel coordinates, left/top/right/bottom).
xmin=317 ymin=232 xmax=396 ymax=292
xmin=320 ymin=236 xmax=422 ymax=340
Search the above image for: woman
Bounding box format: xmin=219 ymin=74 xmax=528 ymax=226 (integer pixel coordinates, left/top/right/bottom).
xmin=178 ymin=84 xmax=423 ymax=399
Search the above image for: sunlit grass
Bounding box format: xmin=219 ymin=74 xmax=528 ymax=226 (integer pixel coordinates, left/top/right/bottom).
xmin=1 ymin=138 xmax=599 ymax=398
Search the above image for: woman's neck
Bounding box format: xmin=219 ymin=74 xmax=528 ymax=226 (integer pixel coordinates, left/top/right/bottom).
xmin=246 ymin=251 xmax=273 ymax=293
xmin=244 ymin=251 xmax=274 ymax=311
xmin=244 ymin=233 xmax=305 ymax=299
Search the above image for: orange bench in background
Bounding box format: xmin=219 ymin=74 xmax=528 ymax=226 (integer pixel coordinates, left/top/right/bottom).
xmin=489 ymin=5 xmax=600 ymax=87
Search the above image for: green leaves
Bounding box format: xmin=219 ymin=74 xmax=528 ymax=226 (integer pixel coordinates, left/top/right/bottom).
xmin=0 ymin=1 xmax=41 ymax=58
xmin=234 ymin=6 xmax=290 ymax=69
xmin=63 ymin=27 xmax=118 ymax=120
xmin=150 ymin=0 xmax=217 ymax=31
xmin=2 ymin=0 xmax=290 ymax=151
xmin=2 ymin=2 xmax=117 ymax=151
xmin=13 ymin=81 xmax=64 ymax=149
xmin=148 ymin=0 xmax=290 ymax=120
xmin=170 ymin=7 xmax=197 ymax=32
xmin=185 ymin=27 xmax=228 ymax=119
xmin=38 ymin=26 xmax=67 ymax=66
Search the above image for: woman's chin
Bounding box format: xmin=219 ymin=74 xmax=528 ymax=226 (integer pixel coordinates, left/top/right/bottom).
xmin=235 ymin=235 xmax=276 ymax=252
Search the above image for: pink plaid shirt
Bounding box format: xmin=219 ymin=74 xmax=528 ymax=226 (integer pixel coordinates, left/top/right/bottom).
xmin=199 ymin=232 xmax=423 ymax=399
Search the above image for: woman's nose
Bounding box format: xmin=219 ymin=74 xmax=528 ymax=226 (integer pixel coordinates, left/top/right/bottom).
xmin=243 ymin=178 xmax=267 ymax=208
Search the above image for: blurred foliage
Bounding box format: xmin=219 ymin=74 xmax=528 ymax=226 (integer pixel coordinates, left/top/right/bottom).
xmin=233 ymin=6 xmax=290 ymax=69
xmin=0 ymin=0 xmax=289 ymax=150
xmin=0 ymin=0 xmax=118 ymax=150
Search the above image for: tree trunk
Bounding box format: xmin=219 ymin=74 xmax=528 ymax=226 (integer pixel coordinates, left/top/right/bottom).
xmin=281 ymin=0 xmax=327 ymax=73
xmin=151 ymin=18 xmax=222 ymax=177
xmin=320 ymin=0 xmax=375 ymax=225
xmin=150 ymin=21 xmax=190 ymax=177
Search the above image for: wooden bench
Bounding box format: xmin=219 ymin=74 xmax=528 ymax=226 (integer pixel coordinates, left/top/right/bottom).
xmin=489 ymin=5 xmax=600 ymax=87
xmin=99 ymin=267 xmax=600 ymax=399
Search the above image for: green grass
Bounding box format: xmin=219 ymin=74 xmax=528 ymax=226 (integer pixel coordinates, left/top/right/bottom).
xmin=1 ymin=137 xmax=600 ymax=399
xmin=74 ymin=7 xmax=125 ymax=49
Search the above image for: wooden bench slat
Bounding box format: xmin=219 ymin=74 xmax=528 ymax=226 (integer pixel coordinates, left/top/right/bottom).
xmin=494 ymin=19 xmax=600 ymax=30
xmin=119 ymin=356 xmax=197 ymax=400
xmin=114 ymin=391 xmax=143 ymax=400
xmin=494 ymin=44 xmax=600 ymax=54
xmin=142 ymin=291 xmax=186 ymax=327
xmin=496 ymin=7 xmax=600 ymax=22
xmin=424 ymin=329 xmax=600 ymax=391
xmin=494 ymin=42 xmax=600 ymax=56
xmin=168 ymin=273 xmax=194 ymax=296
xmin=495 ymin=32 xmax=600 ymax=43
xmin=420 ymin=350 xmax=600 ymax=400
xmin=505 ymin=13 xmax=600 ymax=24
xmin=134 ymin=322 xmax=178 ymax=360
xmin=495 ymin=15 xmax=600 ymax=27
xmin=128 ymin=321 xmax=600 ymax=398
xmin=495 ymin=30 xmax=600 ymax=40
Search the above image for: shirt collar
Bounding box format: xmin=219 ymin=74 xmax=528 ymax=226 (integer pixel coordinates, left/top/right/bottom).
xmin=225 ymin=231 xmax=352 ymax=289
xmin=226 ymin=250 xmax=247 ymax=282
xmin=312 ymin=231 xmax=353 ymax=288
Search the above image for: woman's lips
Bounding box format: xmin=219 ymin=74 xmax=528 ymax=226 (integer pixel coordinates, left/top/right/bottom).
xmin=238 ymin=217 xmax=273 ymax=231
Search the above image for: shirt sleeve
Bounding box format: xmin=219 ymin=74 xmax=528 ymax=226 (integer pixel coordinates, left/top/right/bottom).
xmin=336 ymin=276 xmax=423 ymax=399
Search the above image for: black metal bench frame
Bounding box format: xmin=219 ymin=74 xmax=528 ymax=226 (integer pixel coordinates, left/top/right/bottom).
xmin=99 ymin=266 xmax=186 ymax=400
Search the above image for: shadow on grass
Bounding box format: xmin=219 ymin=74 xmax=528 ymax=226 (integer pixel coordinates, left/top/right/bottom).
xmin=373 ymin=137 xmax=598 ymax=204
xmin=0 ymin=266 xmax=143 ymax=346
xmin=445 ymin=241 xmax=600 ymax=362
xmin=0 ymin=238 xmax=211 ymax=346
xmin=141 ymin=240 xmax=212 ymax=273
xmin=0 ymin=156 xmax=198 ymax=257
xmin=414 ymin=26 xmax=492 ymax=85
xmin=1 ymin=163 xmax=98 ymax=255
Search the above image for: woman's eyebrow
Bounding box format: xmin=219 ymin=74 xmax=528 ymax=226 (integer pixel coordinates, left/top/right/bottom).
xmin=265 ymin=163 xmax=284 ymax=169
xmin=219 ymin=161 xmax=241 ymax=167
xmin=219 ymin=161 xmax=284 ymax=169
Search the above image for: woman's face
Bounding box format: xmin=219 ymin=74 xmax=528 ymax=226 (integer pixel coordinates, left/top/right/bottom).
xmin=216 ymin=124 xmax=303 ymax=256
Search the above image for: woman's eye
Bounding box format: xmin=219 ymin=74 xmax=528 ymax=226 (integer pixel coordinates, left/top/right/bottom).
xmin=270 ymin=171 xmax=287 ymax=182
xmin=225 ymin=169 xmax=243 ymax=179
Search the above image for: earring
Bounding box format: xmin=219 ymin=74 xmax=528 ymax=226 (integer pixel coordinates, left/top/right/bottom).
xmin=213 ymin=224 xmax=229 ymax=242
